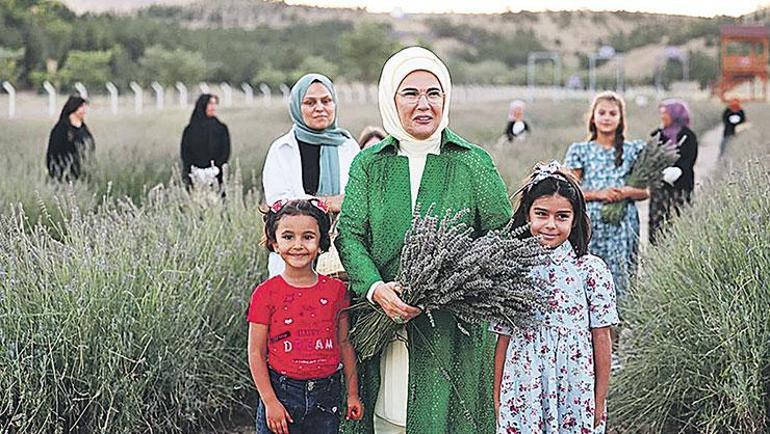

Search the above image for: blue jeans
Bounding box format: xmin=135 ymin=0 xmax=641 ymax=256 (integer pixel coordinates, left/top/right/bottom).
xmin=256 ymin=369 xmax=342 ymax=434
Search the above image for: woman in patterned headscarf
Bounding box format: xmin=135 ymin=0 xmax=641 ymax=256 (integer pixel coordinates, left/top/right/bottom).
xmin=648 ymin=98 xmax=698 ymax=245
xmin=336 ymin=46 xmax=511 ymax=434
xmin=262 ymin=73 xmax=360 ymax=277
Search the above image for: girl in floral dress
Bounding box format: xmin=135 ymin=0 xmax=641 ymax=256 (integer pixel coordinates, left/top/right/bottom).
xmin=564 ymin=91 xmax=649 ymax=299
xmin=492 ymin=162 xmax=619 ymax=434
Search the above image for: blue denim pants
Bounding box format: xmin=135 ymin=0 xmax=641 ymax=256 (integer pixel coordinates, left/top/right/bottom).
xmin=256 ymin=368 xmax=342 ymax=434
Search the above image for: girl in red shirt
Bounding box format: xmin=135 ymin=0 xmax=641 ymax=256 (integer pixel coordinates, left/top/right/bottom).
xmin=247 ymin=198 xmax=362 ymax=434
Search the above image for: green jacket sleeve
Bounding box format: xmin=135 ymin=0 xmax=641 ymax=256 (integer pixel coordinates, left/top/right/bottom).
xmin=335 ymin=154 xmax=383 ymax=296
xmin=474 ymin=152 xmax=513 ymax=233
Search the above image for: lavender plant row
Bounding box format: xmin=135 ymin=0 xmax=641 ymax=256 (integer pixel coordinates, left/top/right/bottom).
xmin=601 ymin=134 xmax=680 ymax=225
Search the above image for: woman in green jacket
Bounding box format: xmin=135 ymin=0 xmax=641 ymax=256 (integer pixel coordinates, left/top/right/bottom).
xmin=336 ymin=46 xmax=512 ymax=434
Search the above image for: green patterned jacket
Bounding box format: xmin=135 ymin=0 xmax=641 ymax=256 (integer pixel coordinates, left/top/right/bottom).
xmin=336 ymin=128 xmax=512 ymax=434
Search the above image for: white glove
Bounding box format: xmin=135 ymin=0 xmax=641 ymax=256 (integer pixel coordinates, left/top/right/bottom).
xmin=662 ymin=166 xmax=682 ymax=185
xmin=511 ymin=121 xmax=526 ymax=135
xmin=190 ymin=165 xmax=220 ymax=186
xmin=728 ymin=114 xmax=741 ymax=124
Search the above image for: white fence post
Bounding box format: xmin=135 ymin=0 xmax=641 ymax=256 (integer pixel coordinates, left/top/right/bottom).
xmin=74 ymin=82 xmax=88 ymax=99
xmin=198 ymin=82 xmax=210 ymax=94
xmin=2 ymin=81 xmax=15 ymax=118
xmin=279 ymin=83 xmax=290 ymax=103
xmin=241 ymin=83 xmax=254 ymax=106
xmin=105 ymin=82 xmax=119 ymax=115
xmin=129 ymin=81 xmax=143 ymax=114
xmin=151 ymin=81 xmax=164 ymax=110
xmin=259 ymin=83 xmax=271 ymax=106
xmin=175 ymin=82 xmax=188 ymax=108
xmin=220 ymin=82 xmax=233 ymax=107
xmin=43 ymin=81 xmax=57 ymax=117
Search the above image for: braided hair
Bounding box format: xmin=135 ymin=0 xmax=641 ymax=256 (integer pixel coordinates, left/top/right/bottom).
xmin=587 ymin=91 xmax=627 ymax=168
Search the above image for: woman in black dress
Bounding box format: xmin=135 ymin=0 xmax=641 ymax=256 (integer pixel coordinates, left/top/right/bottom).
xmin=648 ymin=99 xmax=698 ymax=245
xmin=46 ymin=95 xmax=95 ymax=182
xmin=720 ymin=98 xmax=746 ymax=157
xmin=180 ymin=94 xmax=231 ymax=189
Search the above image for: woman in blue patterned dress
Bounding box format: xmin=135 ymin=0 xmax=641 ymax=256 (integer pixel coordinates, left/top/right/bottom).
xmin=564 ymin=91 xmax=649 ymax=299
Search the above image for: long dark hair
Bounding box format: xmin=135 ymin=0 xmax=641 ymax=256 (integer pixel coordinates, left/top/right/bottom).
xmin=190 ymin=94 xmax=217 ymax=123
xmin=59 ymin=95 xmax=87 ymax=123
xmin=262 ymin=198 xmax=332 ymax=253
xmin=512 ymin=166 xmax=592 ymax=257
xmin=587 ymin=91 xmax=626 ymax=167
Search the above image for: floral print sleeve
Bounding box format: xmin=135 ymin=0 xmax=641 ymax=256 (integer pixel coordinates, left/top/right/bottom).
xmin=489 ymin=321 xmax=513 ymax=336
xmin=628 ymin=139 xmax=646 ymax=163
xmin=564 ymin=142 xmax=586 ymax=170
xmin=582 ymin=255 xmax=619 ymax=329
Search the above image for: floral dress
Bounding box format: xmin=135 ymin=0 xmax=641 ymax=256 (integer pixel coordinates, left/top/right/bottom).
xmin=564 ymin=140 xmax=644 ymax=299
xmin=491 ymin=241 xmax=619 ymax=434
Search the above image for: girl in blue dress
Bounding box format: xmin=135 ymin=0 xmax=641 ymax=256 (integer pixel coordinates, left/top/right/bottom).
xmin=564 ymin=91 xmax=649 ymax=300
xmin=492 ymin=162 xmax=618 ymax=433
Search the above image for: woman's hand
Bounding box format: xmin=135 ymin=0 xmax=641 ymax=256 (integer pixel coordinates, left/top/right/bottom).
xmin=372 ymin=282 xmax=422 ymax=323
xmin=597 ymin=187 xmax=624 ymax=203
xmin=265 ymin=398 xmax=293 ymax=434
xmin=618 ymin=185 xmax=650 ymax=201
xmin=346 ymin=393 xmax=364 ymax=420
xmin=319 ymin=194 xmax=344 ymax=213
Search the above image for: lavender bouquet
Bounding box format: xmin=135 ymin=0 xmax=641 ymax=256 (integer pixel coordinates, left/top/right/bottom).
xmin=601 ymin=133 xmax=680 ymax=225
xmin=348 ymin=207 xmax=548 ymax=361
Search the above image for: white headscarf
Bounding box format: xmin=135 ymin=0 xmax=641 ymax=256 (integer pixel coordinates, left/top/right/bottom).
xmin=378 ymin=46 xmax=452 ymax=155
xmin=508 ymin=99 xmax=525 ymax=121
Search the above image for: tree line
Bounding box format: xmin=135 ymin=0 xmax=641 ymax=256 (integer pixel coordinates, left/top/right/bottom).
xmin=0 ymin=0 xmax=732 ymax=92
xmin=0 ymin=0 xmax=399 ymax=92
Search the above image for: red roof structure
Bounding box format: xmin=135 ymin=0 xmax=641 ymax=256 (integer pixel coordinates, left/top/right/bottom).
xmin=717 ymin=25 xmax=769 ymax=101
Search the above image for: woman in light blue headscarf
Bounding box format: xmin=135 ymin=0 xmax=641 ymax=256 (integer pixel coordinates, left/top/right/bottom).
xmin=262 ymin=73 xmax=360 ymax=276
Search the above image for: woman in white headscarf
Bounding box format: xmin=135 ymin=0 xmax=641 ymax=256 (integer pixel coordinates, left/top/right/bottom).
xmin=505 ymin=99 xmax=530 ymax=141
xmin=336 ymin=47 xmax=512 ymax=434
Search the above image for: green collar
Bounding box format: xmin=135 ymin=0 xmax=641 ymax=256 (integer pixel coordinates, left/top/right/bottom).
xmin=370 ymin=128 xmax=474 ymax=155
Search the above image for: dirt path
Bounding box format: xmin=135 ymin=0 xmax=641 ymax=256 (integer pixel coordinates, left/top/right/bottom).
xmin=636 ymin=124 xmax=723 ymax=249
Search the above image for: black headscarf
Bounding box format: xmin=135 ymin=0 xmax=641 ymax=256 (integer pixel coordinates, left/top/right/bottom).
xmin=59 ymin=95 xmax=87 ymax=122
xmin=46 ymin=95 xmax=94 ymax=181
xmin=180 ymin=94 xmax=231 ymax=187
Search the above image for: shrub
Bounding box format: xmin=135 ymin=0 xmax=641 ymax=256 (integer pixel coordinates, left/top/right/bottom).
xmin=58 ymin=50 xmax=113 ymax=91
xmin=138 ymin=45 xmax=207 ymax=87
xmin=0 ymin=178 xmax=267 ymax=433
xmin=611 ymin=157 xmax=770 ymax=433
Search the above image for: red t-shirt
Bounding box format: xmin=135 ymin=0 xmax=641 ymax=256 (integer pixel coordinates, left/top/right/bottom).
xmin=247 ymin=274 xmax=350 ymax=380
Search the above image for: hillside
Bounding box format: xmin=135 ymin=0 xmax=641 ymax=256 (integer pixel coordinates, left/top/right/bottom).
xmin=5 ymin=0 xmax=754 ymax=90
xmin=92 ymin=1 xmax=733 ymax=80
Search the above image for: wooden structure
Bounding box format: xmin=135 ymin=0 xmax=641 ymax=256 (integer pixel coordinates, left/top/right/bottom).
xmin=717 ymin=25 xmax=769 ymax=101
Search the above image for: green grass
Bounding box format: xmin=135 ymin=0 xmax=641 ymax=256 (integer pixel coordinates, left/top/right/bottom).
xmin=611 ymin=103 xmax=770 ymax=433
xmin=0 ymin=95 xmax=725 ymax=432
xmin=1 ymin=181 xmax=267 ymax=433
xmin=0 ymin=96 xmax=722 ymax=225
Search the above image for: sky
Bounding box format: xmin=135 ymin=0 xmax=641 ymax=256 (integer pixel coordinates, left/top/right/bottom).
xmin=285 ymin=0 xmax=770 ymax=17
